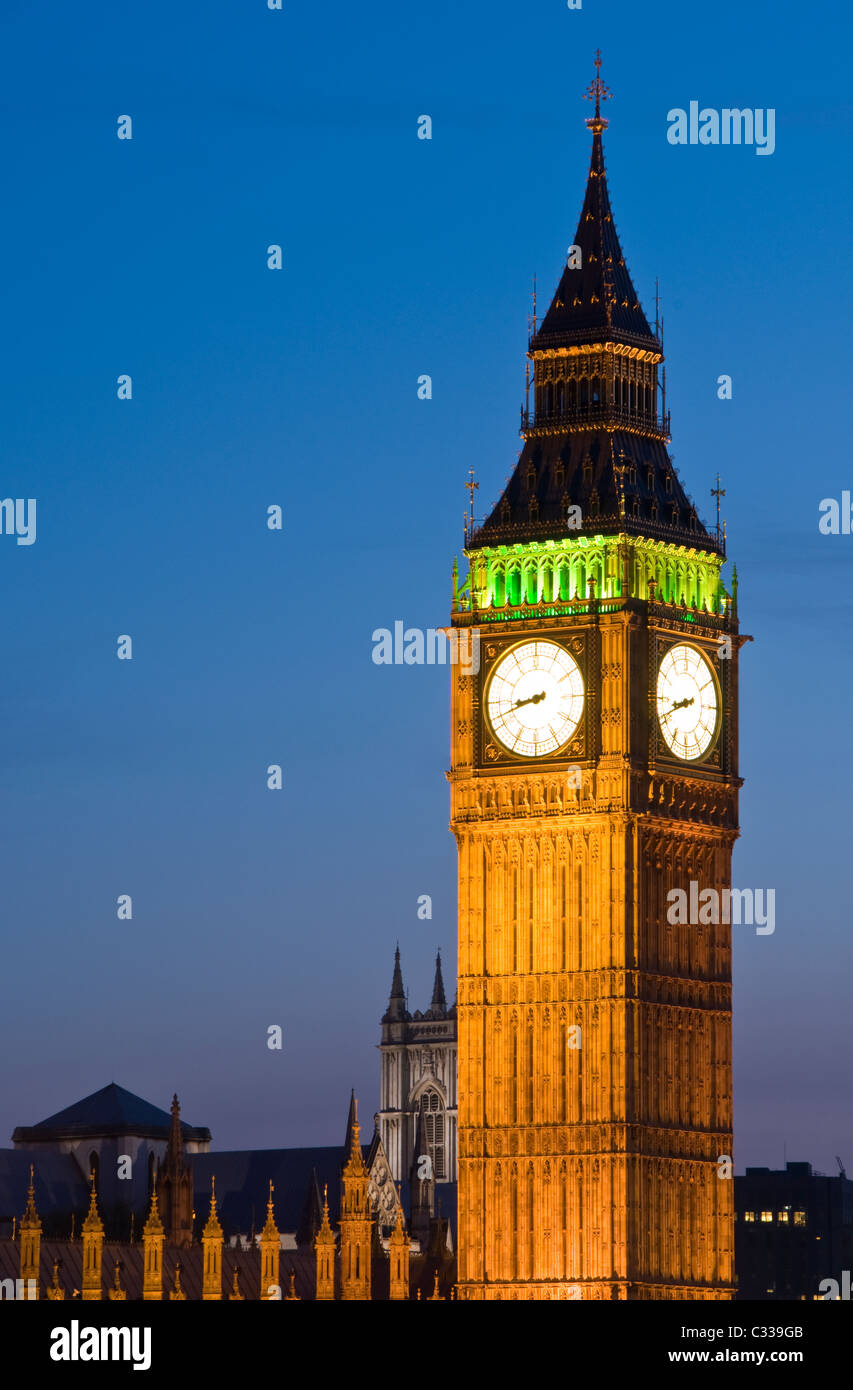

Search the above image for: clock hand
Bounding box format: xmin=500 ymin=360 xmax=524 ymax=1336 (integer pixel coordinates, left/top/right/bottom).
xmin=670 ymin=697 xmax=695 ymax=711
xmin=514 ymin=691 xmax=547 ymax=709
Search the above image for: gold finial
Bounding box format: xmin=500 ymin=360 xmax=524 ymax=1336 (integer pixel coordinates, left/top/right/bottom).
xmin=583 ymin=49 xmax=612 ymax=130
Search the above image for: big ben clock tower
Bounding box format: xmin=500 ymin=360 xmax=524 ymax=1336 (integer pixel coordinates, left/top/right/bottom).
xmin=450 ymin=56 xmax=742 ymax=1300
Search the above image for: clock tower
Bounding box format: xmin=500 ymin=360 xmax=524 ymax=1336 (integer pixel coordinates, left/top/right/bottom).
xmin=450 ymin=56 xmax=742 ymax=1300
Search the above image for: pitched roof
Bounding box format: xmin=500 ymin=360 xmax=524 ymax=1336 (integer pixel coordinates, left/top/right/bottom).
xmin=11 ymin=1084 xmax=211 ymax=1145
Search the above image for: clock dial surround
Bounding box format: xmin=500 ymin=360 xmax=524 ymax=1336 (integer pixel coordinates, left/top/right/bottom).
xmin=656 ymin=642 xmax=720 ymax=761
xmin=485 ymin=640 xmax=585 ymax=758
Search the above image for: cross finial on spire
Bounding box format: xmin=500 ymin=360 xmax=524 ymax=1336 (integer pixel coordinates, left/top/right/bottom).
xmin=583 ymin=49 xmax=612 ymax=130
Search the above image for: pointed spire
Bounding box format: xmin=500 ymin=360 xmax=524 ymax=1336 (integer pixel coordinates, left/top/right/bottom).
xmin=144 ymin=1180 xmax=164 ymax=1235
xmin=533 ymin=52 xmax=655 ymax=352
xmin=429 ymin=950 xmax=447 ymax=1016
xmin=261 ymin=1180 xmax=278 ymax=1241
xmin=382 ymin=944 xmax=409 ymax=1023
xmin=342 ymin=1091 xmax=369 ymax=1181
xmin=318 ymin=1183 xmax=334 ymax=1240
xmin=165 ymin=1093 xmax=187 ymax=1170
xmin=21 ymin=1164 xmax=40 ymax=1227
xmin=203 ymin=1176 xmax=223 ymax=1238
xmin=82 ymin=1170 xmax=103 ymax=1234
xmin=344 ymin=1090 xmax=358 ymax=1156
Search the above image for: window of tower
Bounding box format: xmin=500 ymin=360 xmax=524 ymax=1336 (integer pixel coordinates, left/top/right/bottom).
xmin=420 ymin=1089 xmax=446 ymax=1180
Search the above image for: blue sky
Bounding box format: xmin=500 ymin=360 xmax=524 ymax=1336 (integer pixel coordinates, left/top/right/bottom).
xmin=1 ymin=0 xmax=851 ymax=1172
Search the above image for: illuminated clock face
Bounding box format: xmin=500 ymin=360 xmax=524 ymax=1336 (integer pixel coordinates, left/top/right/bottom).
xmin=657 ymin=643 xmax=719 ymax=760
xmin=486 ymin=640 xmax=584 ymax=758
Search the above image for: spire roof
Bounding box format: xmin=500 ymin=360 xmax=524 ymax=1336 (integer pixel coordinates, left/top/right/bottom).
xmin=82 ymin=1171 xmax=104 ymax=1235
xmin=202 ymin=1176 xmax=223 ymax=1239
xmin=163 ymin=1093 xmax=190 ymax=1175
xmin=143 ymin=1182 xmax=163 ymax=1236
xmin=260 ymin=1181 xmax=279 ymax=1242
xmin=532 ymin=52 xmax=657 ymax=354
xmin=342 ymin=1092 xmax=368 ymax=1176
xmin=382 ymin=945 xmax=409 ymax=1024
xmin=427 ymin=951 xmax=447 ymax=1017
xmin=20 ymin=1164 xmax=41 ymax=1231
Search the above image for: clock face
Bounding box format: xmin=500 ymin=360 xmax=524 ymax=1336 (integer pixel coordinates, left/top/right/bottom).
xmin=657 ymin=643 xmax=719 ymax=761
xmin=486 ymin=640 xmax=584 ymax=758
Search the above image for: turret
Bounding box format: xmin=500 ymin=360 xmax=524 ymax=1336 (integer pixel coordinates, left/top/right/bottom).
xmin=158 ymin=1093 xmax=193 ymax=1248
xmin=18 ymin=1166 xmax=41 ymax=1300
xmin=81 ymin=1171 xmax=104 ymax=1301
xmin=259 ymin=1181 xmax=280 ymax=1300
xmin=339 ymin=1093 xmax=372 ymax=1301
xmin=202 ymin=1177 xmax=224 ymax=1300
xmin=388 ymin=1199 xmax=410 ymax=1301
xmin=142 ymin=1183 xmax=164 ymax=1301
xmin=314 ymin=1185 xmax=336 ymax=1301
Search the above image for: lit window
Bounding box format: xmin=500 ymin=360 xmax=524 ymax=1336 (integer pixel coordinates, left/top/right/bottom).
xmin=777 ymin=1211 xmax=789 ymax=1223
xmin=793 ymin=1211 xmax=807 ymax=1227
xmin=760 ymin=1211 xmax=773 ymax=1223
xmin=743 ymin=1211 xmax=755 ymax=1223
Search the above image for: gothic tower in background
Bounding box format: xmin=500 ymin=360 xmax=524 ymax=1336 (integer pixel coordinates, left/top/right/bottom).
xmin=378 ymin=948 xmax=458 ymax=1184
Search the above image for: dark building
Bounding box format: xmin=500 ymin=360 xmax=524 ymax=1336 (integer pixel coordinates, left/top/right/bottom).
xmin=735 ymin=1162 xmax=853 ymax=1300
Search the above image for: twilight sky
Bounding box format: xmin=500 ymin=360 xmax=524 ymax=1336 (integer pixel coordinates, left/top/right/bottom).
xmin=1 ymin=0 xmax=851 ymax=1175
